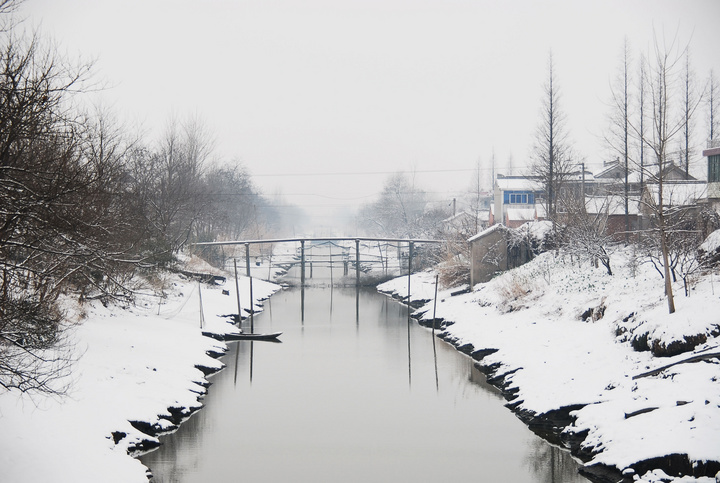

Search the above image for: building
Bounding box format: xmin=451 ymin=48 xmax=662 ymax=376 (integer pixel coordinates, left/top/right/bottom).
xmin=493 ymin=175 xmax=544 ymax=228
xmin=704 ymin=138 xmax=720 ymax=210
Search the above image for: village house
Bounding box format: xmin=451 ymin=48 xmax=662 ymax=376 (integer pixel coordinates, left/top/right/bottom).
xmin=468 ymin=159 xmax=712 ymax=285
xmin=704 ymin=138 xmax=720 ymax=210
xmin=492 ymin=174 xmax=544 ymax=228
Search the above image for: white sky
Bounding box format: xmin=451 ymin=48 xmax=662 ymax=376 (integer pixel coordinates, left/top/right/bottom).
xmin=21 ymin=0 xmax=720 ymax=231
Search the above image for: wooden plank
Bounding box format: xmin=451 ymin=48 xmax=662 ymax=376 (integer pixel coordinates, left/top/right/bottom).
xmin=632 ymin=351 xmax=720 ymax=380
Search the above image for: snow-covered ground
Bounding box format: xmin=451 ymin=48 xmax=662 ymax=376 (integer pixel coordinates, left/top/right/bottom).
xmin=378 ymin=247 xmax=720 ymax=482
xmin=0 ymin=257 xmax=279 ymax=483
xmin=2 ymin=240 xmax=718 ymax=483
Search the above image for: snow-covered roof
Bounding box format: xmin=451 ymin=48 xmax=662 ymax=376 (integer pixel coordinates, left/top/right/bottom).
xmin=496 ymin=176 xmax=540 ymax=191
xmin=585 ymin=195 xmax=640 ymax=216
xmin=468 ymin=223 xmax=506 ymax=242
xmin=517 ymin=220 xmax=553 ymax=240
xmin=506 ymin=207 xmax=536 ymax=221
xmin=442 ymin=211 xmax=473 ymax=224
xmin=644 ymin=182 xmax=707 ymax=206
xmin=700 ymin=228 xmax=720 ymax=253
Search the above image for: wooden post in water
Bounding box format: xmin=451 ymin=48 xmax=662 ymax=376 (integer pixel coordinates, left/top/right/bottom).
xmin=355 ymin=239 xmax=360 ymax=287
xmin=300 ymin=240 xmax=306 ymax=287
xmin=432 ymin=273 xmax=439 ymax=334
xmin=198 ymin=281 xmax=205 ymax=329
xmin=249 ymin=276 xmax=254 ymax=333
xmin=234 ymin=259 xmax=242 ymax=323
xmin=407 ymin=241 xmax=414 ymax=325
xmin=245 ymin=243 xmax=251 ymax=277
xmin=300 ymin=240 xmax=305 ymax=323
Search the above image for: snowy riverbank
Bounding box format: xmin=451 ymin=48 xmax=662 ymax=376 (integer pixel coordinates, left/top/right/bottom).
xmin=0 ymin=258 xmax=279 ymax=483
xmin=378 ymin=248 xmax=720 ymax=483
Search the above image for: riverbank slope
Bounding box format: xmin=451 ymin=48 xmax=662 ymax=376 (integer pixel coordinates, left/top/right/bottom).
xmin=378 ymin=247 xmax=720 ymax=483
xmin=0 ymin=257 xmax=279 ymax=483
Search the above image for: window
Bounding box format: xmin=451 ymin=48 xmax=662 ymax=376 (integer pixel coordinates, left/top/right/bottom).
xmin=709 ymin=155 xmax=720 ymax=183
xmin=504 ymin=191 xmax=534 ymax=204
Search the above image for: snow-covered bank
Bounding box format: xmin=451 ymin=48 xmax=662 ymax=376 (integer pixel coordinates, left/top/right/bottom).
xmin=0 ymin=261 xmax=279 ymax=483
xmin=378 ymin=248 xmax=720 ymax=483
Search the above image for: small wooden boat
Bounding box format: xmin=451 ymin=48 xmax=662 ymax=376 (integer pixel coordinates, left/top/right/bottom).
xmin=224 ymin=331 xmax=283 ymax=342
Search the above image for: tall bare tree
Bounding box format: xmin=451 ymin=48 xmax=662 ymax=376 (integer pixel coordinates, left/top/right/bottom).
xmin=632 ymin=34 xmax=703 ymax=314
xmin=707 ymin=69 xmax=719 ymax=142
xmin=531 ymin=51 xmax=575 ymax=222
xmin=680 ymin=49 xmax=702 ymax=178
xmin=638 ymin=53 xmax=647 ymax=196
xmin=0 ymin=5 xmax=144 ymax=394
xmin=605 ymin=38 xmax=633 ymax=243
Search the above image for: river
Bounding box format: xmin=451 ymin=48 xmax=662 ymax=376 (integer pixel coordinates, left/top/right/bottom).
xmin=140 ymin=263 xmax=587 ymax=482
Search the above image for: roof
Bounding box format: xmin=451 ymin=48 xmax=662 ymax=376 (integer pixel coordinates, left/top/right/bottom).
xmin=594 ymin=162 xmax=625 ymax=179
xmin=468 ymin=223 xmax=507 ymax=243
xmin=506 ymin=208 xmax=536 ymax=221
xmin=442 ymin=211 xmax=473 ymax=224
xmin=644 ymin=182 xmax=707 ymax=206
xmin=496 ymin=175 xmax=541 ymax=191
xmin=585 ymin=195 xmax=640 ymax=216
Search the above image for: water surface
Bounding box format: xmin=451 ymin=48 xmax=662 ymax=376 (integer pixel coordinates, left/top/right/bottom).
xmin=141 ymin=269 xmax=586 ymax=482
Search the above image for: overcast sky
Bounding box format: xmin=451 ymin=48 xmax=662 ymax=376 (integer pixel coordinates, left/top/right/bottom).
xmin=22 ymin=0 xmax=720 ymax=230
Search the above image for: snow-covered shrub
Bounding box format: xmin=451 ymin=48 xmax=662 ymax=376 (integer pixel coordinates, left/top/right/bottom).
xmin=622 ymin=316 xmax=720 ymax=357
xmin=699 ymin=228 xmax=720 ymax=267
xmin=496 ymin=270 xmax=539 ymax=310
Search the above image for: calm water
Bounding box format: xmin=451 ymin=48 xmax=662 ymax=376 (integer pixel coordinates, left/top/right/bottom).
xmin=141 ymin=265 xmax=586 ymax=482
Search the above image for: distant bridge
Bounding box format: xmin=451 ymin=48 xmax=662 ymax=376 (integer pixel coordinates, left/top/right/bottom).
xmin=193 ymin=236 xmax=443 ymax=286
xmin=193 ymin=236 xmax=444 ymax=327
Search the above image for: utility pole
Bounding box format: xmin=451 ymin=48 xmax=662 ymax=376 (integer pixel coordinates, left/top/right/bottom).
xmin=581 ymin=162 xmax=586 ymax=209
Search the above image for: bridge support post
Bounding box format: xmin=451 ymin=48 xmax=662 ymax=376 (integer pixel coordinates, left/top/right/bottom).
xmin=407 ymin=241 xmax=414 ymax=325
xmin=300 ymin=240 xmax=305 ymax=322
xmin=233 ymin=259 xmax=242 ymax=322
xmin=300 ymin=240 xmax=306 ymax=286
xmin=355 ymin=239 xmax=360 ymax=325
xmin=355 ymin=239 xmax=360 ymax=287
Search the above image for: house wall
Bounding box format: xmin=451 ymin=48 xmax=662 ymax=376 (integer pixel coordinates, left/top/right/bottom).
xmin=470 ymin=229 xmax=507 ymax=286
xmin=606 ymin=215 xmax=642 ymax=242
xmin=494 ymin=185 xmax=503 ymax=227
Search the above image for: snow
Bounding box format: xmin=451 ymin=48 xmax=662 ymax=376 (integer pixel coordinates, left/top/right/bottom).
xmin=468 ymin=222 xmax=506 ymax=242
xmin=379 ymin=247 xmax=720 ymax=482
xmin=700 ymin=229 xmax=720 ymax=254
xmin=0 ymin=268 xmax=279 ymax=483
xmin=2 ymin=239 xmax=719 ymax=482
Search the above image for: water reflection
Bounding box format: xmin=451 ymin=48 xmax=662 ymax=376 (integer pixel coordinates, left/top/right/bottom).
xmin=141 ymin=259 xmax=587 ymax=483
xmin=526 ymin=440 xmax=585 ymax=483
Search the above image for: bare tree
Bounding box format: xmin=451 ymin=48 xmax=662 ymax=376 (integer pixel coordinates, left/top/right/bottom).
xmin=358 ymin=172 xmax=441 ymax=239
xmin=531 ymin=51 xmax=575 ymax=222
xmin=707 ymin=69 xmax=719 ymax=142
xmin=638 ymin=53 xmax=648 ymax=195
xmin=605 ymin=38 xmax=633 ymax=243
xmin=128 ymin=115 xmax=214 ymax=262
xmin=680 ymin=49 xmax=702 ymax=178
xmin=466 ymin=156 xmax=487 ymax=234
xmin=0 ymin=13 xmax=145 ymax=394
xmin=631 ymin=34 xmax=704 ymax=314
xmin=560 ymin=194 xmax=614 ymax=276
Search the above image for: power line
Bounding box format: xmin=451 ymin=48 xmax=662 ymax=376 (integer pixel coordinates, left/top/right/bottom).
xmin=251 ymin=167 xmax=479 ymax=177
xmin=250 ymin=164 xmax=540 ymax=177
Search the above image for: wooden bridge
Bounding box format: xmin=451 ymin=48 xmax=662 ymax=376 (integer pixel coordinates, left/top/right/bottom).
xmin=193 ymin=236 xmax=444 ymax=329
xmin=193 ymin=236 xmax=443 ymax=286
